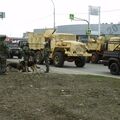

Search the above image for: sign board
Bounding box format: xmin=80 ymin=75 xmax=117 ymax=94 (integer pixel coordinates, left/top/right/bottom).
xmin=0 ymin=12 xmax=5 ymax=18
xmin=89 ymin=6 xmax=100 ymax=16
xmin=69 ymin=14 xmax=74 ymax=20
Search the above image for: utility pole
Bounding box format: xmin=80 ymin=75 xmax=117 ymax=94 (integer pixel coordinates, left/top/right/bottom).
xmin=50 ymin=0 xmax=55 ymax=31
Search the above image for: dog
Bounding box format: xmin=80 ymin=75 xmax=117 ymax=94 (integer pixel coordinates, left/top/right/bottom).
xmin=20 ymin=60 xmax=38 ymax=72
xmin=6 ymin=62 xmax=24 ymax=72
xmin=6 ymin=60 xmax=39 ymax=72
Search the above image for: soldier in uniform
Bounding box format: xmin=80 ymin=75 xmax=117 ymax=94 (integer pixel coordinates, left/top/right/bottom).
xmin=43 ymin=37 xmax=51 ymax=73
xmin=22 ymin=42 xmax=30 ymax=72
xmin=0 ymin=35 xmax=8 ymax=74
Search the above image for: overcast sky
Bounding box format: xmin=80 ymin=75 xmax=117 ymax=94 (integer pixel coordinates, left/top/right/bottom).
xmin=0 ymin=0 xmax=120 ymax=37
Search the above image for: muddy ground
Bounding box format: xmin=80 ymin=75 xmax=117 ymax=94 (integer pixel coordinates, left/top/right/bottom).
xmin=0 ymin=72 xmax=120 ymax=120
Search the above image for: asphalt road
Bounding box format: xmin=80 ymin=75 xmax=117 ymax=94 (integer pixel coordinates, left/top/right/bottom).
xmin=48 ymin=62 xmax=120 ymax=79
xmin=7 ymin=58 xmax=120 ymax=79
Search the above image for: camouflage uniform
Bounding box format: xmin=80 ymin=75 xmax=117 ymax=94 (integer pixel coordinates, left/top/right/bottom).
xmin=22 ymin=43 xmax=30 ymax=72
xmin=0 ymin=35 xmax=8 ymax=74
xmin=43 ymin=38 xmax=51 ymax=73
xmin=29 ymin=50 xmax=36 ymax=63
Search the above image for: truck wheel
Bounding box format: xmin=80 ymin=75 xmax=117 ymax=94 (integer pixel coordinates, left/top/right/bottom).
xmin=91 ymin=53 xmax=99 ymax=63
xmin=75 ymin=56 xmax=86 ymax=67
xmin=53 ymin=52 xmax=64 ymax=67
xmin=110 ymin=63 xmax=120 ymax=75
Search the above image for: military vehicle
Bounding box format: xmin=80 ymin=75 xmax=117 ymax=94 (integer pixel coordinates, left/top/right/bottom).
xmin=7 ymin=42 xmax=23 ymax=59
xmin=86 ymin=36 xmax=109 ymax=63
xmin=101 ymin=37 xmax=120 ymax=75
xmin=27 ymin=29 xmax=91 ymax=67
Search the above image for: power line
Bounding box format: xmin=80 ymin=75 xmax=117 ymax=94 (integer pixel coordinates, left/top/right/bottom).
xmin=102 ymin=9 xmax=120 ymax=12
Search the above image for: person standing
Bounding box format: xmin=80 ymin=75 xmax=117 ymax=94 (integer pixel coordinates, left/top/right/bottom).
xmin=43 ymin=37 xmax=51 ymax=73
xmin=22 ymin=42 xmax=30 ymax=72
xmin=0 ymin=35 xmax=8 ymax=74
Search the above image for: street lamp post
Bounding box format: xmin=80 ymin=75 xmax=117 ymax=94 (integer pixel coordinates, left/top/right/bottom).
xmin=50 ymin=0 xmax=55 ymax=30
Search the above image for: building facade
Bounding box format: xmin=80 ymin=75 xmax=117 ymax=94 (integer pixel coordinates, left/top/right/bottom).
xmin=34 ymin=23 xmax=120 ymax=42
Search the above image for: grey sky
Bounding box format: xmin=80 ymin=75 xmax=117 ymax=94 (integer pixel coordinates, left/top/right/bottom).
xmin=0 ymin=0 xmax=120 ymax=37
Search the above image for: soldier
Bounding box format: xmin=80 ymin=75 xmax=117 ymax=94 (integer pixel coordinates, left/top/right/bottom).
xmin=43 ymin=37 xmax=51 ymax=73
xmin=0 ymin=35 xmax=8 ymax=75
xmin=29 ymin=49 xmax=36 ymax=63
xmin=22 ymin=42 xmax=30 ymax=72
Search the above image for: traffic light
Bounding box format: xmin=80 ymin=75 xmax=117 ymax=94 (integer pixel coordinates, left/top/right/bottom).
xmin=86 ymin=29 xmax=91 ymax=35
xmin=69 ymin=14 xmax=74 ymax=20
xmin=0 ymin=12 xmax=5 ymax=19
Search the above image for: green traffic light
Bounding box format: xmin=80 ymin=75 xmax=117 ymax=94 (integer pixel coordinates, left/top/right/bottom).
xmin=69 ymin=14 xmax=74 ymax=20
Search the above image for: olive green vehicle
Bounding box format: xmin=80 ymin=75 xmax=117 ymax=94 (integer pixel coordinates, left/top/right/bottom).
xmin=27 ymin=29 xmax=91 ymax=67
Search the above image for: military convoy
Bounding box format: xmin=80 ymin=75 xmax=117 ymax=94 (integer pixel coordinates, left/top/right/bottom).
xmin=27 ymin=29 xmax=91 ymax=67
xmin=18 ymin=33 xmax=120 ymax=75
xmin=0 ymin=28 xmax=119 ymax=75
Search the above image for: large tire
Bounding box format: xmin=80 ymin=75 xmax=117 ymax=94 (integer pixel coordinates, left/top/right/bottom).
xmin=110 ymin=63 xmax=120 ymax=75
xmin=75 ymin=56 xmax=86 ymax=67
xmin=91 ymin=53 xmax=99 ymax=63
xmin=53 ymin=52 xmax=64 ymax=67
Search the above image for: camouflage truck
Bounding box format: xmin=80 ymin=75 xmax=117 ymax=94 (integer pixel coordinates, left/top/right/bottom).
xmin=27 ymin=29 xmax=91 ymax=67
xmin=86 ymin=36 xmax=109 ymax=63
